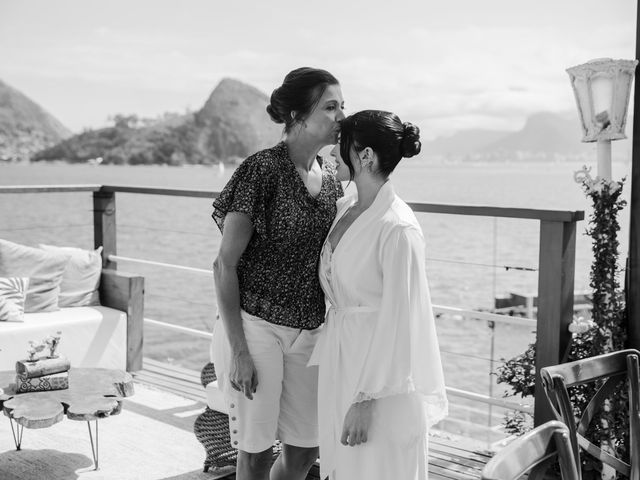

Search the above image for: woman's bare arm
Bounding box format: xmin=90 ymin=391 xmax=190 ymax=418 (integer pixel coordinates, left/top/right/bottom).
xmin=213 ymin=212 xmax=258 ymax=399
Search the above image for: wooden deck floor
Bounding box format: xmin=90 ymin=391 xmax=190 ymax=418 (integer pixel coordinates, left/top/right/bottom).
xmin=206 ymin=437 xmax=491 ymax=480
xmin=136 ymin=359 xmax=493 ymax=480
xmin=0 ymin=359 xmax=492 ymax=479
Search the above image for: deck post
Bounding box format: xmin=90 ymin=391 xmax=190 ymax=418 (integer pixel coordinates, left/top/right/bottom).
xmin=100 ymin=270 xmax=144 ymax=371
xmin=534 ymin=219 xmax=577 ymax=425
xmin=93 ymin=190 xmax=117 ymax=269
xmin=627 ymin=0 xmax=640 ymax=351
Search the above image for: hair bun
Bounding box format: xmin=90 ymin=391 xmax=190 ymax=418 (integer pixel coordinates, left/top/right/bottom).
xmin=400 ymin=122 xmax=421 ymax=158
xmin=266 ymin=104 xmax=284 ymax=124
xmin=266 ymin=88 xmax=286 ymax=124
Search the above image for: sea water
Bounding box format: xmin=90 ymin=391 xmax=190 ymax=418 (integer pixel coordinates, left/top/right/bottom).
xmin=0 ymin=159 xmax=632 ymax=440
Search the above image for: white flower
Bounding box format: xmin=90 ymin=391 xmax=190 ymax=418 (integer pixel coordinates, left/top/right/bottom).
xmin=569 ymin=315 xmax=596 ymax=334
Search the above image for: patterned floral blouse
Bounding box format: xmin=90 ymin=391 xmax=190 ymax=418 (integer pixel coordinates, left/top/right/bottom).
xmin=212 ymin=142 xmax=343 ymax=329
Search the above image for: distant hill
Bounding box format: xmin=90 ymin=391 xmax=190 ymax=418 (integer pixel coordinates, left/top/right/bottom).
xmin=0 ymin=79 xmax=71 ymax=162
xmin=485 ymin=112 xmax=584 ymax=154
xmin=27 ymin=79 xmax=636 ymax=165
xmin=193 ymin=78 xmax=283 ymax=162
xmin=422 ymin=129 xmax=510 ymax=157
xmin=424 ymin=111 xmax=633 ymax=162
xmin=32 ymin=78 xmax=283 ymax=165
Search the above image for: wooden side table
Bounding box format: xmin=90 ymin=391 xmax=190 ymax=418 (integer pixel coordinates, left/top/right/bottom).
xmin=0 ymin=367 xmax=134 ymax=470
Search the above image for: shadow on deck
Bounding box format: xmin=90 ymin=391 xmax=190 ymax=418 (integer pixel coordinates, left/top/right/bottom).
xmin=0 ymin=360 xmax=492 ymax=480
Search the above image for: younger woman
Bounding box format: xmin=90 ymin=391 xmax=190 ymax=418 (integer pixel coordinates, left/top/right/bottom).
xmin=310 ymin=110 xmax=448 ymax=480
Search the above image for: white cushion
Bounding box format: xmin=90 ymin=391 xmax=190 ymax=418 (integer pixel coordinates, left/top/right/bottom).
xmin=39 ymin=244 xmax=102 ymax=308
xmin=0 ymin=306 xmax=127 ymax=371
xmin=0 ymin=277 xmax=29 ymax=322
xmin=0 ymin=239 xmax=68 ymax=312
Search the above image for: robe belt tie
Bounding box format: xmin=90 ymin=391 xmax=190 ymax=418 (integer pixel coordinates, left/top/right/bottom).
xmin=329 ymin=305 xmax=379 ymax=315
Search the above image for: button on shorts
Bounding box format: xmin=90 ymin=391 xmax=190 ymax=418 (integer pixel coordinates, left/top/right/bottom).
xmin=212 ymin=310 xmax=321 ymax=453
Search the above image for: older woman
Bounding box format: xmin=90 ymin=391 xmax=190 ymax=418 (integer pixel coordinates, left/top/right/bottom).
xmin=211 ymin=67 xmax=344 ymax=480
xmin=310 ymin=110 xmax=448 ymax=480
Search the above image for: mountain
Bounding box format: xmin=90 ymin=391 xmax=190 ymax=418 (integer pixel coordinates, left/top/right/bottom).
xmin=485 ymin=112 xmax=584 ymax=154
xmin=193 ymin=78 xmax=283 ymax=162
xmin=29 ymin=80 xmax=635 ymax=165
xmin=32 ymin=78 xmax=283 ymax=165
xmin=422 ymin=129 xmax=511 ymax=157
xmin=424 ymin=111 xmax=633 ymax=162
xmin=0 ymin=79 xmax=72 ymax=162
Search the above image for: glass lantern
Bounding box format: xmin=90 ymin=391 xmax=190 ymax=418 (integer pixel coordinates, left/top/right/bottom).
xmin=567 ymin=58 xmax=638 ymax=143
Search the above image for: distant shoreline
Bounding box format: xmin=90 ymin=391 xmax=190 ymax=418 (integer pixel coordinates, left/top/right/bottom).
xmin=1 ymin=158 xmax=633 ymax=169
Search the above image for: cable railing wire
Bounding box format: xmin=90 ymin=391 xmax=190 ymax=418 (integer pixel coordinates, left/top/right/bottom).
xmin=439 ymin=349 xmax=500 ymax=363
xmin=0 ymin=223 xmax=92 ymax=232
xmin=426 ymin=257 xmax=538 ymax=272
xmin=118 ymin=216 xmax=540 ymax=272
xmin=118 ymin=223 xmax=215 ymax=238
xmin=145 ymin=292 xmax=216 ymax=308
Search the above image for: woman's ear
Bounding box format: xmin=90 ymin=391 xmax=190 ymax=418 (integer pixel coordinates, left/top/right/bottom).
xmin=360 ymin=147 xmax=375 ymax=168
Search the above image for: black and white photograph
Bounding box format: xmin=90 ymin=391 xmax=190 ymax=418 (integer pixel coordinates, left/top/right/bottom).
xmin=0 ymin=1 xmax=638 ymax=479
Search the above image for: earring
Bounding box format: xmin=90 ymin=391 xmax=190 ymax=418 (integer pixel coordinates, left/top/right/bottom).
xmin=360 ymin=158 xmax=372 ymax=169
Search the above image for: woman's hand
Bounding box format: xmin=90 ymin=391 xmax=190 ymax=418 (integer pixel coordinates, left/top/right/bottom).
xmin=340 ymin=400 xmax=375 ymax=446
xmin=230 ymin=350 xmax=258 ymax=400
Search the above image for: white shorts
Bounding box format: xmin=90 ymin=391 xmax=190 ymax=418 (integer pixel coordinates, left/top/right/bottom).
xmin=211 ymin=310 xmax=321 ymax=453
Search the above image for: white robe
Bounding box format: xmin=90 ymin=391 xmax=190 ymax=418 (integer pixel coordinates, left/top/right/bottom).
xmin=309 ymin=182 xmax=448 ymax=480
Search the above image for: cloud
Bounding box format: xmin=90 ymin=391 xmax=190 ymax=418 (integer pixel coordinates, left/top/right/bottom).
xmin=0 ymin=1 xmax=634 ymax=137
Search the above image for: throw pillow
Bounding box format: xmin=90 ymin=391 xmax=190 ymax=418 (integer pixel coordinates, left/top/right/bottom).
xmin=0 ymin=239 xmax=69 ymax=312
xmin=0 ymin=277 xmax=29 ymax=322
xmin=39 ymin=244 xmax=103 ymax=307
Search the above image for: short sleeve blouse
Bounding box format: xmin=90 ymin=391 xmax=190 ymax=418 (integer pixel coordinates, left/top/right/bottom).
xmin=212 ymin=142 xmax=343 ymax=329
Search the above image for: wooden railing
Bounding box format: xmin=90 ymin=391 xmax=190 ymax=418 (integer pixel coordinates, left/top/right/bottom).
xmin=0 ymin=184 xmax=585 ymax=425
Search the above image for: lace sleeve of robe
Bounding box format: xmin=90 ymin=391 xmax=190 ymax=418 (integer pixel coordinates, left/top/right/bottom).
xmin=352 ymin=224 xmax=448 ymax=427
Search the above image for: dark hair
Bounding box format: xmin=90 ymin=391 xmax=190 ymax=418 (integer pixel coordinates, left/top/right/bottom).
xmin=266 ymin=67 xmax=339 ymax=133
xmin=339 ymin=110 xmax=421 ymax=180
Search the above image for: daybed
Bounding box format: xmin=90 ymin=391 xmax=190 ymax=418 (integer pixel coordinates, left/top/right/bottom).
xmin=0 ymin=269 xmax=143 ymax=372
xmin=0 ymin=236 xmax=144 ymax=373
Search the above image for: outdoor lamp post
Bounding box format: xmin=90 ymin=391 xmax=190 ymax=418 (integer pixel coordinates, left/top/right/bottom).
xmin=568 ymin=57 xmax=640 ymax=355
xmin=567 ymin=58 xmax=638 ymax=179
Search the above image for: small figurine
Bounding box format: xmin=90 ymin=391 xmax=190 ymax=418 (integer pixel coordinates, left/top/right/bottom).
xmin=44 ymin=331 xmax=62 ymax=358
xmin=26 ymin=341 xmax=46 ymax=362
xmin=25 ymin=331 xmax=63 ymax=361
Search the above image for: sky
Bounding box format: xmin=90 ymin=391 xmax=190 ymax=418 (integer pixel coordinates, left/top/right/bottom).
xmin=0 ymin=0 xmax=637 ymax=139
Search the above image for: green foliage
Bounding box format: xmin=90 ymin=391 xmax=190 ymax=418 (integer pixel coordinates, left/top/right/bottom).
xmin=495 ymin=327 xmax=597 ymax=433
xmin=496 ymin=170 xmax=629 ymax=473
xmin=32 ymin=126 xmax=135 ymax=163
xmin=581 ymin=177 xmax=627 ymax=354
xmin=495 ymin=342 xmax=536 ymax=399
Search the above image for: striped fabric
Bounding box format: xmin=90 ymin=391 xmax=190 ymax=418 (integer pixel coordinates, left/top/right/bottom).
xmin=0 ymin=277 xmax=29 ymax=322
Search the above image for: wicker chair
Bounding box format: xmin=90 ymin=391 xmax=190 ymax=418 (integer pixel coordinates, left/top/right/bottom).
xmin=193 ymin=362 xmax=238 ymax=473
xmin=193 ymin=362 xmax=283 ymax=474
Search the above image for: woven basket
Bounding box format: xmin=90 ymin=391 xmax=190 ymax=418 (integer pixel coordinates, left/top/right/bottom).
xmin=194 ymin=363 xmax=238 ymax=472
